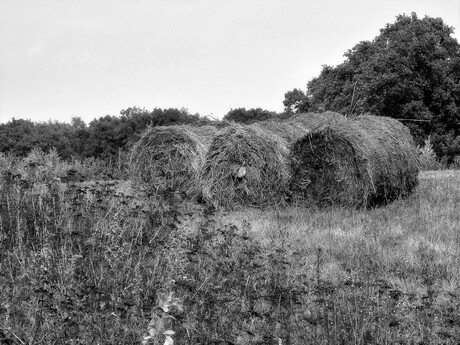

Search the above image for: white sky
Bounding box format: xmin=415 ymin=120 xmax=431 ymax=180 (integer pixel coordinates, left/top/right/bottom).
xmin=0 ymin=0 xmax=459 ymax=124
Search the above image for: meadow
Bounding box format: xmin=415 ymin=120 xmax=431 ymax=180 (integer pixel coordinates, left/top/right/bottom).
xmin=0 ymin=151 xmax=459 ymax=344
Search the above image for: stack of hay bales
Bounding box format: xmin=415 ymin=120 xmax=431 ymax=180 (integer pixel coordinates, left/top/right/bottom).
xmin=129 ymin=125 xmax=218 ymax=198
xmin=129 ymin=112 xmax=418 ymax=209
xmin=290 ymin=114 xmax=420 ymax=208
xmin=200 ymin=112 xmax=346 ymax=208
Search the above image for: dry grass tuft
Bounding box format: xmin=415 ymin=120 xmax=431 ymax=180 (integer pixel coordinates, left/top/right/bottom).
xmin=290 ymin=114 xmax=420 ymax=208
xmin=129 ymin=125 xmax=218 ymax=198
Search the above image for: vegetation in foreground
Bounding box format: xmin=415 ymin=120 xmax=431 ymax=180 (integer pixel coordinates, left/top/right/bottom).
xmin=0 ymin=153 xmax=459 ymax=344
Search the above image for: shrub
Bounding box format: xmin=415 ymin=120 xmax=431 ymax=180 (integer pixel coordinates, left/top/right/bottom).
xmin=418 ymin=136 xmax=440 ymax=170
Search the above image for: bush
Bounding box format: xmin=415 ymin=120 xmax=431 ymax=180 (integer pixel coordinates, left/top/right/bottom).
xmin=418 ymin=136 xmax=440 ymax=170
xmin=452 ymin=156 xmax=460 ymax=169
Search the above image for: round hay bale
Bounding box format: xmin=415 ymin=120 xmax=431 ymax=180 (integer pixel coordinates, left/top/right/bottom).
xmin=200 ymin=123 xmax=290 ymax=208
xmin=129 ymin=125 xmax=218 ymax=198
xmin=290 ymin=114 xmax=420 ymax=208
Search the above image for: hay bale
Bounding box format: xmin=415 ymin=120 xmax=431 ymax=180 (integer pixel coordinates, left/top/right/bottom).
xmin=290 ymin=114 xmax=420 ymax=208
xmin=200 ymin=123 xmax=290 ymax=208
xmin=129 ymin=125 xmax=218 ymax=198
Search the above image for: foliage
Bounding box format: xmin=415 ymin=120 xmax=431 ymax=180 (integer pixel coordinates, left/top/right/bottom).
xmin=283 ymin=88 xmax=310 ymax=114
xmin=0 ymin=167 xmax=184 ymax=344
xmin=0 ymin=147 xmax=128 ymax=185
xmin=284 ymin=13 xmax=460 ymax=162
xmin=0 ymin=119 xmax=75 ymax=158
xmin=223 ymin=108 xmax=279 ymax=124
xmin=418 ymin=136 xmax=441 ymax=170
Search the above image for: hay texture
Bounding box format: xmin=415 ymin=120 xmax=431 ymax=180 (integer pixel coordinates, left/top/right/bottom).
xmin=200 ymin=111 xmax=346 ymax=208
xmin=200 ymin=123 xmax=290 ymax=208
xmin=290 ymin=114 xmax=420 ymax=208
xmin=129 ymin=125 xmax=218 ymax=197
xmin=257 ymin=111 xmax=345 ymax=143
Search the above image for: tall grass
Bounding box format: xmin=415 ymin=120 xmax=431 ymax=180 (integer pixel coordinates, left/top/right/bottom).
xmin=1 ymin=158 xmax=459 ymax=344
xmin=221 ymin=170 xmax=460 ymax=343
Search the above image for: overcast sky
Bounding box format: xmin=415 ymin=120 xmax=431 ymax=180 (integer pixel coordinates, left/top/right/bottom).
xmin=0 ymin=0 xmax=459 ymax=124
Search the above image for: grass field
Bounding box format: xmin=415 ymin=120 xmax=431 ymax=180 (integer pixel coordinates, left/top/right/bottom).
xmin=1 ymin=169 xmax=459 ymax=344
xmin=222 ymin=170 xmax=460 ymax=296
xmin=183 ymin=170 xmax=460 ymax=344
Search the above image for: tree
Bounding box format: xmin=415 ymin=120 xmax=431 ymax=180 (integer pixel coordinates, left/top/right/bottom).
xmin=283 ymin=88 xmax=310 ymax=113
xmin=87 ymin=115 xmax=124 ymax=159
xmin=223 ymin=108 xmax=278 ymax=124
xmin=0 ymin=118 xmax=36 ymax=156
xmin=33 ymin=121 xmax=76 ymax=159
xmin=71 ymin=116 xmax=87 ymax=130
xmin=284 ymin=13 xmax=460 ymax=161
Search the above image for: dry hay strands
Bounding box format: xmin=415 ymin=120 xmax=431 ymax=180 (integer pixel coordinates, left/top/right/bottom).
xmin=256 ymin=119 xmax=309 ymax=143
xmin=129 ymin=125 xmax=218 ymax=199
xmin=257 ymin=111 xmax=346 ymax=143
xmin=200 ymin=123 xmax=291 ymax=209
xmin=290 ymin=114 xmax=420 ymax=208
xmin=290 ymin=110 xmax=346 ymax=132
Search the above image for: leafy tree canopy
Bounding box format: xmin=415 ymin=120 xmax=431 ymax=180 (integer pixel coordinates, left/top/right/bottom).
xmin=283 ymin=88 xmax=310 ymax=114
xmin=223 ymin=108 xmax=278 ymax=124
xmin=284 ymin=13 xmax=460 ymax=161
